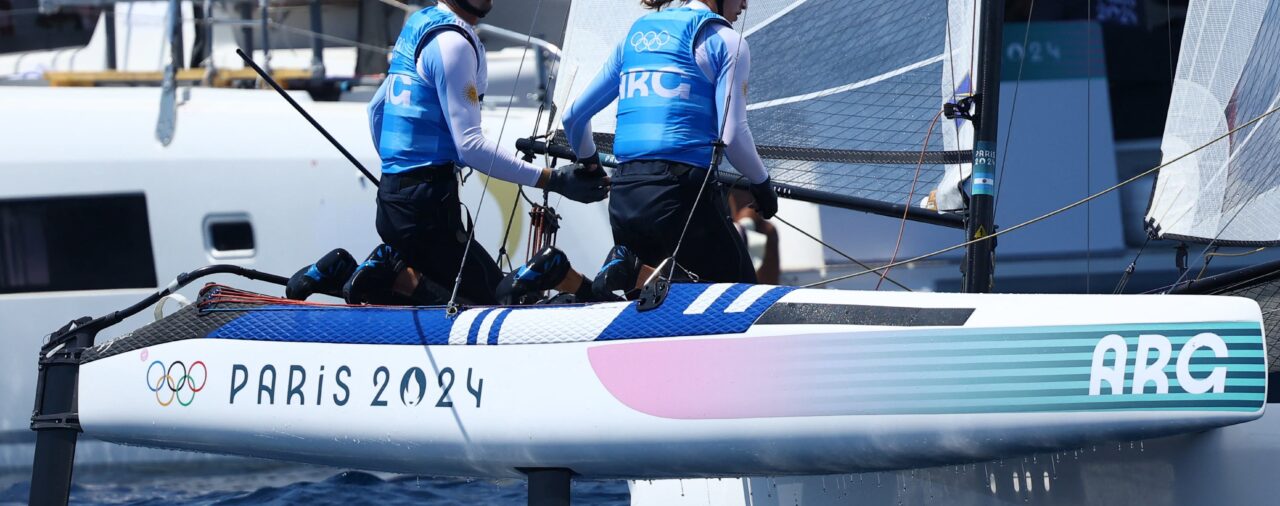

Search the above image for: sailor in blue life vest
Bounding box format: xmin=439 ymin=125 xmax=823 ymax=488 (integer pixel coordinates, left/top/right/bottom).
xmin=561 ymin=0 xmax=779 ymax=298
xmin=286 ymin=0 xmax=610 ymax=306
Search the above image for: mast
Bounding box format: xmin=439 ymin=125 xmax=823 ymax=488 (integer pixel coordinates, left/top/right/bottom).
xmin=962 ymin=0 xmax=1005 ymax=293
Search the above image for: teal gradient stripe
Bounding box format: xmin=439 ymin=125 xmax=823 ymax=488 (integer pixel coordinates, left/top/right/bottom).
xmin=788 ymin=335 xmax=1259 ymax=356
xmin=788 ymin=342 xmax=1263 ymax=360
xmin=786 ymin=392 xmax=1265 ymax=409
xmin=789 ymin=400 xmax=1263 ymax=416
xmin=787 ymin=326 xmax=1262 ymax=348
xmin=793 ymin=386 xmax=1265 ymax=402
xmin=792 ymin=359 xmax=1266 ymax=374
xmin=788 ymin=376 xmax=1268 ymax=392
xmin=783 ymin=353 xmax=1264 ymax=370
xmin=784 ymin=365 xmax=1267 ymax=382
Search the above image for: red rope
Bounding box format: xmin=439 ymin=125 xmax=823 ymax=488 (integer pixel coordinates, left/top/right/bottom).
xmin=877 ymin=110 xmax=944 ymax=290
xmin=197 ymin=284 xmax=411 ymax=310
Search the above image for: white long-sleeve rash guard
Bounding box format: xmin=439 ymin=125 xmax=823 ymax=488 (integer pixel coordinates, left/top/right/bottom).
xmin=562 ymin=4 xmax=769 ymax=185
xmin=416 ymin=26 xmax=543 ymax=187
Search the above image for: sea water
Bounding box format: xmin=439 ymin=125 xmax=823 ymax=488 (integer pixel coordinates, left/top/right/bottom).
xmin=0 ymin=460 xmax=629 ymax=505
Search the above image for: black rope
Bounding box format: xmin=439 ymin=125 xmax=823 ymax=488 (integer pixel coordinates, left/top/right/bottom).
xmin=1113 ymin=236 xmax=1150 ymax=294
xmin=993 ymin=0 xmax=1036 ymax=214
xmin=662 ymin=11 xmax=752 ymax=283
xmin=771 ymin=213 xmax=913 ymax=292
xmin=447 ymin=0 xmax=546 ymax=313
xmin=497 ymin=102 xmax=551 ymax=271
xmin=803 ymin=100 xmax=1280 ymax=288
xmin=1085 ymin=0 xmax=1093 ymax=294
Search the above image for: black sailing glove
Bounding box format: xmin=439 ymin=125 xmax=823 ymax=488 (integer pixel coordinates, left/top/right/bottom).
xmin=546 ymin=163 xmax=610 ymax=204
xmin=749 ymin=179 xmax=778 ymax=219
xmin=575 ymin=152 xmax=605 ymax=178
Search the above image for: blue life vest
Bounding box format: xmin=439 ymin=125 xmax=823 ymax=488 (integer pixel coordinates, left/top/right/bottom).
xmin=369 ymin=7 xmax=480 ymax=175
xmin=614 ymin=7 xmax=730 ymax=167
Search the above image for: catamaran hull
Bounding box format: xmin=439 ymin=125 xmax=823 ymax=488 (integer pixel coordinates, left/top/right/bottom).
xmin=77 ymin=284 xmax=1267 ymax=479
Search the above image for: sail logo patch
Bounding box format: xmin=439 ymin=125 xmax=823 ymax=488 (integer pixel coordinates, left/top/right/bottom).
xmin=1089 ymin=333 xmax=1228 ymax=395
xmin=146 ymin=360 xmax=208 ymax=407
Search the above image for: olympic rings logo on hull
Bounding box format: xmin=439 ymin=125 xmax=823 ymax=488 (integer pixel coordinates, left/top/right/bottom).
xmin=146 ymin=360 xmax=208 ymax=407
xmin=630 ymin=31 xmax=671 ymax=52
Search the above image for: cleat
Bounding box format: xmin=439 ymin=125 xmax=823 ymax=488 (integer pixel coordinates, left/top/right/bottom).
xmin=343 ymin=244 xmax=405 ymax=305
xmin=592 ymin=245 xmax=642 ymax=299
xmin=496 ymin=246 xmax=572 ymax=305
xmin=286 ymin=248 xmax=357 ymax=300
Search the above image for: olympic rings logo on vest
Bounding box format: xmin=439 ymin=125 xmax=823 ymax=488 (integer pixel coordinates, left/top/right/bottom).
xmin=630 ymin=31 xmax=672 ymax=52
xmin=145 ymin=360 xmax=208 ymax=407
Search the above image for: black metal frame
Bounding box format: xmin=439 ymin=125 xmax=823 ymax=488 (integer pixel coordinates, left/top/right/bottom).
xmin=1166 ymin=258 xmax=1280 ymax=295
xmin=961 ymin=0 xmax=1006 ymax=294
xmin=28 ymin=317 xmax=96 ymax=506
xmin=25 ymin=263 xmax=584 ymax=504
xmin=27 ymin=265 xmax=288 ymax=505
xmin=514 ymin=138 xmax=965 ymax=229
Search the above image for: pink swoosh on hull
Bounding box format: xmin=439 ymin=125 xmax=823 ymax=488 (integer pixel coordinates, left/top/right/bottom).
xmin=587 ymin=336 xmax=792 ymax=419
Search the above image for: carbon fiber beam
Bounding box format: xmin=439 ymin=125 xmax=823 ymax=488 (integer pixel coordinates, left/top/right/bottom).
xmin=515 ymin=138 xmax=965 ymax=229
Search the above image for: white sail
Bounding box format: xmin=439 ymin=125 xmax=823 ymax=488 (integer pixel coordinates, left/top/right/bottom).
xmin=553 ymin=0 xmax=976 ymax=211
xmin=932 ymin=0 xmax=979 ymax=212
xmin=1146 ymin=0 xmax=1280 ymax=245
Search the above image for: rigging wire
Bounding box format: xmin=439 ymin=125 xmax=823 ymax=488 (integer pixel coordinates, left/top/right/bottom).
xmin=493 ymin=2 xmax=577 ymax=271
xmin=1085 ymin=0 xmax=1093 ymax=294
xmin=495 ymin=101 xmax=549 ymax=272
xmin=98 ymin=13 xmax=397 ymax=56
xmin=495 ymin=185 xmax=528 ymax=271
xmin=1166 ymin=0 xmax=1175 ymax=84
xmin=803 ymin=100 xmax=1280 ymax=289
xmin=1167 ymin=196 xmax=1279 ymax=291
xmin=968 ymin=0 xmax=979 ymax=97
xmin=266 ymin=20 xmax=392 ymax=55
xmin=664 ymin=7 xmax=751 ymax=282
xmin=1112 ymin=236 xmax=1150 ymax=294
xmin=993 ymin=0 xmax=1037 ymax=213
xmin=1150 ymin=7 xmax=1280 ymax=293
xmin=942 ymin=0 xmax=963 ymax=156
xmin=770 ymin=213 xmax=913 ymax=292
xmin=716 ymin=171 xmax=914 ymax=291
xmin=877 ymin=110 xmax=942 ymax=290
xmin=447 ymin=0 xmax=546 ymax=312
xmin=1161 ymin=110 xmax=1280 ymax=290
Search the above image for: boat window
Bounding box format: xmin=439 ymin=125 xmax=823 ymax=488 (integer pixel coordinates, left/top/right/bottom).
xmin=0 ymin=193 xmax=157 ymax=294
xmin=204 ymin=214 xmax=255 ymax=258
xmin=0 ymin=2 xmax=99 ymax=55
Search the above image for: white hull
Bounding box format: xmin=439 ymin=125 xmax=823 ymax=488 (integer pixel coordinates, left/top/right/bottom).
xmin=0 ymin=85 xmax=612 ymax=468
xmin=75 ymin=284 xmax=1267 ymax=479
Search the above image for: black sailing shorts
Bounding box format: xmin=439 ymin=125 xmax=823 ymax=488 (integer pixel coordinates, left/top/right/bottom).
xmin=375 ymin=168 xmax=503 ymax=304
xmin=609 ymin=160 xmax=757 ymax=284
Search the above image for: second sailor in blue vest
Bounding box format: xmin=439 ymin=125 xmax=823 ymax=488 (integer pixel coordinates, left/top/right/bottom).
xmin=561 ymin=0 xmax=778 ymax=297
xmin=288 ymin=0 xmax=610 ymax=305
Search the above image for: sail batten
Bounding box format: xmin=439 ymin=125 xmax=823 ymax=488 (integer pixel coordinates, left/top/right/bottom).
xmin=746 ymin=55 xmax=946 ymax=111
